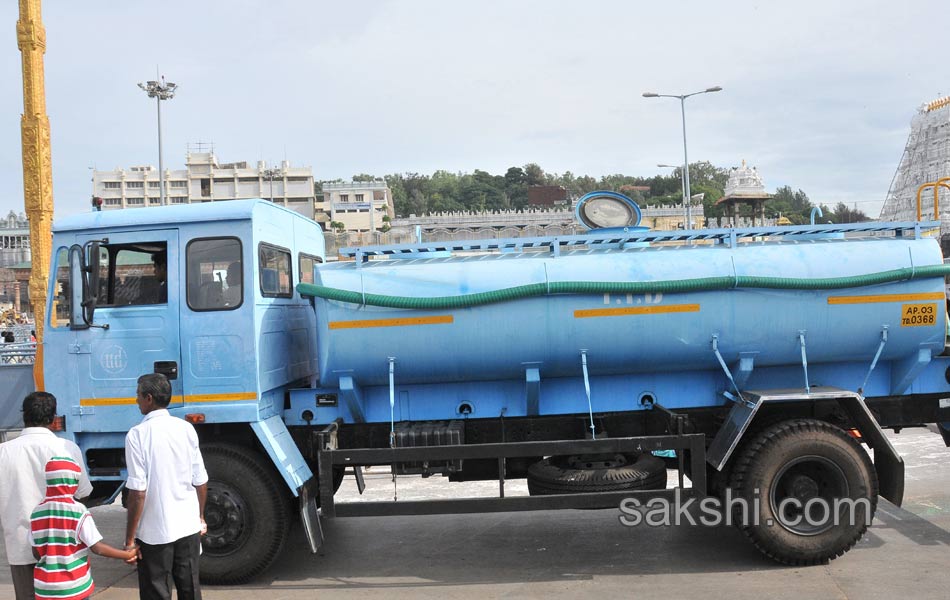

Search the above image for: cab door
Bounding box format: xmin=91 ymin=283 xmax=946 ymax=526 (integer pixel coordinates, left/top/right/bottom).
xmin=72 ymin=230 xmax=181 ymax=433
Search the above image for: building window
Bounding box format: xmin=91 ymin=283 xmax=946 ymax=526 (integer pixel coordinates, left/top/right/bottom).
xmin=105 ymin=198 xmax=122 ymax=206
xmin=258 ymin=243 xmax=292 ymax=298
xmin=170 ymin=180 xmax=188 ymax=188
xmin=104 ymin=181 xmax=121 ymax=189
xmin=127 ymin=197 xmax=145 ymax=206
xmin=213 ymin=178 xmax=233 ymax=184
xmin=186 ymin=237 xmax=243 ymax=311
xmin=148 ymin=181 xmax=160 ymax=188
xmin=149 ymin=198 xmax=162 ymax=205
xmin=200 ymin=179 xmax=210 ymax=197
xmin=355 ymin=194 xmax=364 ymax=202
xmin=127 ymin=181 xmax=144 ymax=188
xmin=339 ymin=194 xmax=349 ymax=202
xmin=170 ymin=197 xmax=187 ymax=204
xmin=287 ymin=177 xmax=309 ymax=183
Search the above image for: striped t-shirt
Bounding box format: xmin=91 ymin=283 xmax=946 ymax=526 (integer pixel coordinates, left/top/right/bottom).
xmin=30 ymin=456 xmax=98 ymax=600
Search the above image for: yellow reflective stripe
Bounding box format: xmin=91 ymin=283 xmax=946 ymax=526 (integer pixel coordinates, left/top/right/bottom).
xmin=574 ymin=304 xmax=700 ymax=319
xmin=828 ymin=292 xmax=945 ymax=305
xmin=185 ymin=392 xmax=258 ymax=403
xmin=79 ymin=392 xmax=258 ymax=406
xmin=329 ymin=315 xmax=454 ymax=329
xmin=80 ymin=396 xmax=137 ymax=407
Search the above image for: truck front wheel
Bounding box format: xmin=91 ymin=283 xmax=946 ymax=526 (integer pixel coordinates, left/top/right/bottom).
xmin=200 ymin=443 xmax=293 ymax=585
xmin=729 ymin=419 xmax=878 ymax=565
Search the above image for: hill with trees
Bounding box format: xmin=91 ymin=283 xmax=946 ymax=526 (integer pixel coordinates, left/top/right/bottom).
xmin=320 ymin=162 xmax=868 ymax=225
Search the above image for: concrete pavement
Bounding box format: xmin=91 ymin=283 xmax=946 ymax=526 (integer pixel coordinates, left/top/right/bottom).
xmin=2 ymin=427 xmax=949 ymax=599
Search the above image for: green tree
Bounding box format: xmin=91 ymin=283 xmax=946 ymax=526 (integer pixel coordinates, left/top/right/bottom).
xmin=767 ymin=186 xmax=813 ymax=224
xmin=827 ymin=202 xmax=868 ymax=224
xmin=524 ymin=163 xmax=545 ymax=186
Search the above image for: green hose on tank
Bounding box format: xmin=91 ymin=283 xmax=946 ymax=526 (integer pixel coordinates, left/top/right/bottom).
xmin=296 ymin=264 xmax=950 ymax=310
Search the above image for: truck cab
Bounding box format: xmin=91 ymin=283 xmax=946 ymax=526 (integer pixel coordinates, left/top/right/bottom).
xmin=44 ymin=199 xmax=324 ymax=530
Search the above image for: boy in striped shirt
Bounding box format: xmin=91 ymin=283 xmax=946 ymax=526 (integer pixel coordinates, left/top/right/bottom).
xmin=29 ymin=457 xmax=136 ymax=600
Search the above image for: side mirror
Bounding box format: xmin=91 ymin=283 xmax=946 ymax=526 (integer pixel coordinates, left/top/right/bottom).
xmin=85 ymin=241 xmax=101 ymax=304
xmin=70 ymin=239 xmax=108 ymax=330
xmin=68 ymin=245 xmax=89 ymax=330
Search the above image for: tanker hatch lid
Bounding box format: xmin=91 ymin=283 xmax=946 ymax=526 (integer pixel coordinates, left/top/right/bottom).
xmin=575 ymin=191 xmax=642 ymax=230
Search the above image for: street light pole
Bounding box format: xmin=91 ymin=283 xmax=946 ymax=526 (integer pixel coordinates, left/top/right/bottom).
xmin=137 ymin=77 xmax=177 ymax=206
xmin=657 ymin=163 xmax=686 ymax=229
xmin=262 ymin=167 xmax=282 ymax=204
xmin=643 ymin=86 xmax=722 ymax=230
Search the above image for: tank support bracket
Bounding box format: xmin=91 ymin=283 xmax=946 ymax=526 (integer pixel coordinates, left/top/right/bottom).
xmin=525 ymin=367 xmax=541 ymax=416
xmin=711 ymin=335 xmax=745 ymax=402
xmin=890 ymin=347 xmax=932 ymax=395
xmin=338 ymin=376 xmax=367 ymax=423
xmin=798 ymin=331 xmax=810 ymax=393
xmin=734 ymin=352 xmax=757 ymax=389
xmin=859 ymin=327 xmax=888 ymax=394
xmin=580 ymin=351 xmax=596 ymax=436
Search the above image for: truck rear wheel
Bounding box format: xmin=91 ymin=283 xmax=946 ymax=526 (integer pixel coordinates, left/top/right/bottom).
xmin=200 ymin=443 xmax=293 ymax=585
xmin=729 ymin=419 xmax=878 ymax=565
xmin=526 ymin=452 xmax=667 ymax=495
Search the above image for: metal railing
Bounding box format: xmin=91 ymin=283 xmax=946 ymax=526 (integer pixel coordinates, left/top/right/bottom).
xmin=0 ymin=342 xmax=36 ymax=365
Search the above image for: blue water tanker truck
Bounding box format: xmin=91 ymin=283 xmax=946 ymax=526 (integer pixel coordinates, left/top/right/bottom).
xmin=43 ymin=194 xmax=950 ymax=583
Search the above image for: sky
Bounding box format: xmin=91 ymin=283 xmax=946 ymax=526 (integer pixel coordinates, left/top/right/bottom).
xmin=1 ymin=0 xmax=948 ymax=219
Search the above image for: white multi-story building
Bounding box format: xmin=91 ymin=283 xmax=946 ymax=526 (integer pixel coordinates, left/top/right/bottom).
xmin=92 ymin=150 xmax=316 ymax=218
xmin=0 ymin=211 xmax=30 ymax=268
xmin=320 ymin=181 xmax=395 ymax=232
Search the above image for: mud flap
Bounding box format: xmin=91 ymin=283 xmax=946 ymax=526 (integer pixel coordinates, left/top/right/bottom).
xmin=837 ymin=394 xmax=905 ymax=506
xmin=299 ymin=482 xmax=323 ymax=554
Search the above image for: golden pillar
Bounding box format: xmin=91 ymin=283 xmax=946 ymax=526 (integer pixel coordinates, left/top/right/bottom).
xmin=17 ymin=0 xmax=53 ymax=389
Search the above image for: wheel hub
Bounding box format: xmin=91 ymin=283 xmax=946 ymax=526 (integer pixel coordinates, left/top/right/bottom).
xmin=789 ymin=474 xmax=820 ymax=500
xmin=203 ymin=483 xmax=248 ymax=553
xmin=565 ymin=453 xmax=628 ymax=470
xmin=770 ymin=455 xmax=850 ymax=536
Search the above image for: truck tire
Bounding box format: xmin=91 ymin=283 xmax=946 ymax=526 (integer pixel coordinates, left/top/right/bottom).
xmin=527 ymin=452 xmax=667 ymax=495
xmin=728 ymin=419 xmax=878 ymax=565
xmin=200 ymin=444 xmax=293 ymax=585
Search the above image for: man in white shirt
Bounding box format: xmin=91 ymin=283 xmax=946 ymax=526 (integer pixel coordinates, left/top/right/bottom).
xmin=0 ymin=392 xmax=93 ymax=600
xmin=124 ymin=373 xmax=208 ymax=600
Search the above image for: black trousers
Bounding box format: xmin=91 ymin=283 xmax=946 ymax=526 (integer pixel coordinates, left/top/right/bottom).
xmin=136 ymin=533 xmax=202 ymax=600
xmin=10 ymin=564 xmax=36 ymax=600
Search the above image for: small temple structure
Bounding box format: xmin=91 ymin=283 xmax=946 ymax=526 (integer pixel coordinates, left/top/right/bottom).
xmin=715 ymin=160 xmax=772 ymax=226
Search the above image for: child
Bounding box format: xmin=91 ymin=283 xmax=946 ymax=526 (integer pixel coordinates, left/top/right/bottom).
xmin=29 ymin=456 xmax=136 ymax=600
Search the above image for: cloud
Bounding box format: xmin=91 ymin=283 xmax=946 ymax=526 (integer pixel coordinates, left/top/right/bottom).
xmin=1 ymin=0 xmax=947 ymax=220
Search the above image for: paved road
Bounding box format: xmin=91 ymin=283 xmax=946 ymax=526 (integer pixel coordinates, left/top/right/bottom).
xmin=2 ymin=428 xmax=949 ymax=599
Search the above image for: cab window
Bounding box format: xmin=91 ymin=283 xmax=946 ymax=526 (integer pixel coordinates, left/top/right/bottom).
xmin=96 ymin=243 xmax=168 ymax=307
xmin=186 ymin=237 xmax=242 ymax=311
xmin=298 ymin=253 xmax=322 ymax=285
xmin=49 ymin=248 xmax=70 ymax=328
xmin=259 ymin=244 xmax=292 ymax=298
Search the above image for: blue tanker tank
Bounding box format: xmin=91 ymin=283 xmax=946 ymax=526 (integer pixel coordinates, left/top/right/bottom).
xmin=298 ymin=192 xmax=949 ymax=424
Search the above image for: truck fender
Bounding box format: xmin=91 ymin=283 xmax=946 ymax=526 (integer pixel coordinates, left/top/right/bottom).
xmin=707 ymin=387 xmax=904 ymax=505
xmin=250 ymin=415 xmax=314 ymax=497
